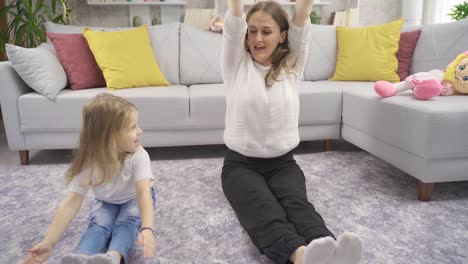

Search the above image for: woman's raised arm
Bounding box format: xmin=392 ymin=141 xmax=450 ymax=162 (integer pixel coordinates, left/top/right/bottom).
xmin=292 ymin=0 xmax=314 ymax=27
xmin=228 ymin=0 xmax=244 ymax=17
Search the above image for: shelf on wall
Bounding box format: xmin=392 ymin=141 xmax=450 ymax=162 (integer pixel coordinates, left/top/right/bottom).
xmin=246 ymin=1 xmax=331 ymax=21
xmin=331 ymin=0 xmax=360 ymax=26
xmin=86 ymin=1 xmax=186 ymax=25
xmin=243 ymin=1 xmax=332 ymax=7
xmin=215 ymin=0 xmax=332 ymax=19
xmin=87 ymin=1 xmax=185 ymax=6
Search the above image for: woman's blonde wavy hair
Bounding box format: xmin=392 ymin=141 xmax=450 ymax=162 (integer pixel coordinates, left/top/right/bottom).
xmin=66 ymin=93 xmax=137 ymax=186
xmin=245 ymin=1 xmax=296 ymax=86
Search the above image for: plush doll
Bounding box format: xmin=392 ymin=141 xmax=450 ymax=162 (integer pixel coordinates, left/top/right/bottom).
xmin=208 ymin=16 xmax=223 ymax=33
xmin=443 ymin=50 xmax=468 ymax=94
xmin=374 ymin=50 xmax=468 ymax=100
xmin=375 ymin=70 xmax=445 ymax=100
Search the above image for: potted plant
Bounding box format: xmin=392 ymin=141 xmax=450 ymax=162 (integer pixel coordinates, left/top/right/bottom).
xmin=448 ymin=0 xmax=468 ymax=21
xmin=0 ymin=0 xmax=72 ymax=61
xmin=309 ymin=10 xmax=321 ymax=24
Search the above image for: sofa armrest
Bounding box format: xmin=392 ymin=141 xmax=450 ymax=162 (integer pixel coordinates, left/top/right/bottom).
xmin=0 ymin=61 xmax=32 ymax=150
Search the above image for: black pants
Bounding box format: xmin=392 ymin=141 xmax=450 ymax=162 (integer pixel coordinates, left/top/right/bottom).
xmin=221 ymin=149 xmax=334 ymax=264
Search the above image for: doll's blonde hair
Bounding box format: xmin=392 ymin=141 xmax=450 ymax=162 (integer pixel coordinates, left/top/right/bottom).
xmin=444 ymin=51 xmax=468 ymax=82
xmin=66 ymin=93 xmax=137 ymax=186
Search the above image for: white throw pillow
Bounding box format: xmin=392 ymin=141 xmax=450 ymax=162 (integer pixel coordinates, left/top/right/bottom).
xmin=5 ymin=43 xmax=67 ymax=100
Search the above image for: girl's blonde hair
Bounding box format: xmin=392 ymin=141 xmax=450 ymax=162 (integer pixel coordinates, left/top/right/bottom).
xmin=444 ymin=51 xmax=468 ymax=82
xmin=66 ymin=93 xmax=137 ymax=186
xmin=245 ymin=1 xmax=296 ymax=86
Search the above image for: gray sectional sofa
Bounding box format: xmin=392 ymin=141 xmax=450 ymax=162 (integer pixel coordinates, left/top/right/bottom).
xmin=1 ymin=18 xmax=468 ymax=201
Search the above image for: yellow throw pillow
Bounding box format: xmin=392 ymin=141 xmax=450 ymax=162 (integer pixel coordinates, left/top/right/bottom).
xmin=330 ymin=18 xmax=404 ymax=82
xmin=83 ymin=26 xmax=170 ymax=89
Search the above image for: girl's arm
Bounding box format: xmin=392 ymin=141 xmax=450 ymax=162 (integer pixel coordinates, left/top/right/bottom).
xmin=135 ymin=179 xmax=155 ymax=259
xmin=24 ymin=192 xmax=83 ymax=264
xmin=292 ymin=0 xmax=314 ymax=27
xmin=228 ymin=0 xmax=244 ymax=17
xmin=43 ymin=192 xmax=84 ymax=246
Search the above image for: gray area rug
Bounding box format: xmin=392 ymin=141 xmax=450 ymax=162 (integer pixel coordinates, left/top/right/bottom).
xmin=1 ymin=151 xmax=467 ymax=264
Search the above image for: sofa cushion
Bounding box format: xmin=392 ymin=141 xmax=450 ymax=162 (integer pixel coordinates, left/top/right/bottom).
xmin=180 ymin=24 xmax=222 ymax=85
xmin=45 ymin=22 xmax=180 ymax=85
xmin=188 ymin=82 xmax=342 ymax=129
xmin=189 ymin=84 xmax=226 ymax=128
xmin=5 ymin=43 xmax=67 ymax=100
xmin=411 ymin=17 xmax=468 ymax=74
xmin=18 ymin=86 xmax=190 ymax=133
xmin=397 ymin=30 xmax=421 ymax=81
xmin=147 ymin=23 xmax=180 ymax=86
xmin=47 ymin=33 xmax=106 ymax=90
xmin=83 ymin=26 xmax=170 ymax=89
xmin=299 ymin=81 xmax=342 ymax=125
xmin=342 ymin=85 xmax=468 ymax=159
xmin=330 ymin=18 xmax=403 ymax=82
xmin=303 ymin=25 xmax=337 ymax=81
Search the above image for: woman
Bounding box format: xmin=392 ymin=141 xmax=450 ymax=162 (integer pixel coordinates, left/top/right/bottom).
xmin=220 ymin=0 xmax=363 ymax=263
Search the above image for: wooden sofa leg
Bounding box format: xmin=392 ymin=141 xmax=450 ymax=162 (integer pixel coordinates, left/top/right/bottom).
xmin=324 ymin=140 xmax=332 ymax=151
xmin=19 ymin=150 xmax=29 ymax=165
xmin=417 ymin=181 xmax=434 ymax=202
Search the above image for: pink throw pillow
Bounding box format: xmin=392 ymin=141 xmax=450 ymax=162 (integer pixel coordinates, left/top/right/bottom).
xmin=47 ymin=33 xmax=106 ymax=90
xmin=396 ymin=30 xmax=422 ymax=81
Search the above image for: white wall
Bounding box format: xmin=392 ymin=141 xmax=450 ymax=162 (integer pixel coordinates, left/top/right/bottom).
xmin=358 ymin=0 xmax=401 ymax=26
xmin=69 ymin=0 xmax=209 ymax=27
xmin=423 ymin=0 xmax=466 ymax=24
xmin=66 ymin=0 xmax=401 ymax=27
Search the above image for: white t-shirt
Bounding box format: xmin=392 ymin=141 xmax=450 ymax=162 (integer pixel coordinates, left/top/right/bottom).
xmin=221 ymin=11 xmax=312 ymax=158
xmin=68 ymin=146 xmax=154 ymax=204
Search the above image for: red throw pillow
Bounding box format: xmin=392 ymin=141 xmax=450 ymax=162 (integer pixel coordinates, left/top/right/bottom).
xmin=396 ymin=30 xmax=422 ymax=81
xmin=47 ymin=33 xmax=106 ymax=90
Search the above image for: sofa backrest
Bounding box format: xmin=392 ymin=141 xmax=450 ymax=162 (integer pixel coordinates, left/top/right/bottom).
xmin=411 ymin=17 xmax=468 ymax=74
xmin=179 ymin=23 xmax=223 ymax=85
xmin=178 ymin=23 xmax=339 ymax=85
xmin=44 ymin=17 xmax=468 ymax=87
xmin=303 ymin=24 xmax=337 ymax=81
xmin=45 ymin=22 xmax=180 ymax=85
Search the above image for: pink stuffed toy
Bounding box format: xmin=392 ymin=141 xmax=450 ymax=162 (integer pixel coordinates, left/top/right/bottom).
xmin=374 ymin=70 xmax=452 ymax=100
xmin=375 ymin=50 xmax=468 ymax=100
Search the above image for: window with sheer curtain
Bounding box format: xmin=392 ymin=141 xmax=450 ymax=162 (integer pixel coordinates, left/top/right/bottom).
xmin=424 ymin=0 xmax=466 ymax=24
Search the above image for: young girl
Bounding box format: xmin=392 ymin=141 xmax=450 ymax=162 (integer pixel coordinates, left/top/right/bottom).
xmin=24 ymin=93 xmax=156 ymax=264
xmin=221 ymin=0 xmax=363 ymax=264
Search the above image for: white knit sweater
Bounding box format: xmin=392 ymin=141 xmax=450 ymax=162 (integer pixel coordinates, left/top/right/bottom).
xmin=222 ymin=12 xmax=312 ymax=158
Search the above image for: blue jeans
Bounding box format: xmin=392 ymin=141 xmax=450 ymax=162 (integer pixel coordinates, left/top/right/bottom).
xmin=76 ymin=189 xmax=156 ymax=263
